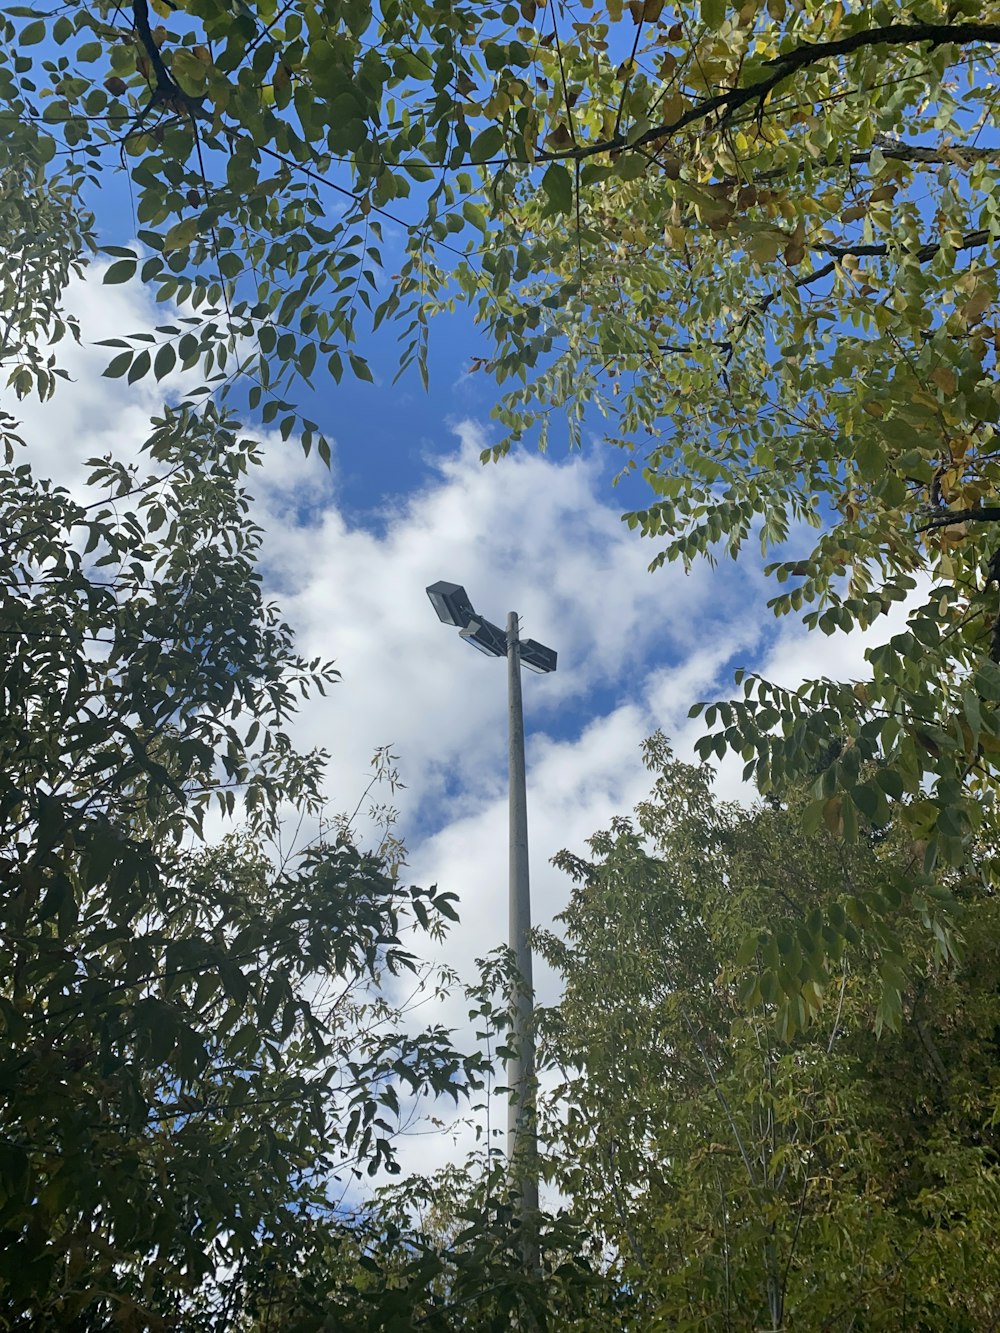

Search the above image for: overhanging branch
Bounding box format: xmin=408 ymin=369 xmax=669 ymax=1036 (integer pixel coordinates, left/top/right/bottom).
xmin=916 ymin=507 xmax=1000 ymax=533
xmin=817 ymin=228 xmax=989 ymax=264
xmin=541 ymin=23 xmax=1000 ymax=164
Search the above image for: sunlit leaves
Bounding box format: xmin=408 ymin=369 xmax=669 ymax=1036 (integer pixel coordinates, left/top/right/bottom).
xmin=539 ymin=741 xmax=1000 ymax=1323
xmin=10 ymin=0 xmax=1000 ymax=996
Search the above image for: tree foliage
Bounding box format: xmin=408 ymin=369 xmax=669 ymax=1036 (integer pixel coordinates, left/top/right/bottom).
xmin=539 ymin=736 xmax=1000 ymax=1329
xmin=0 ymin=139 xmax=483 ymax=1324
xmin=239 ymin=1165 xmax=626 ymax=1332
xmin=7 ymin=0 xmax=1000 ymax=1004
xmin=9 ymin=0 xmax=1000 ymax=1311
xmin=235 ymin=961 xmax=629 ymax=1331
xmin=0 ymin=408 xmax=479 ymax=1325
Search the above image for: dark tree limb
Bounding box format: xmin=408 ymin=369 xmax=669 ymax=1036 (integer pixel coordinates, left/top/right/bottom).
xmin=717 ymin=139 xmax=1000 ymax=189
xmin=916 ymin=507 xmax=1000 ymax=534
xmin=817 ymin=228 xmax=989 ymax=264
xmin=130 ymin=0 xmax=206 ymax=133
xmin=132 ymin=0 xmax=179 ymax=102
xmin=541 ymin=23 xmax=1000 ymax=164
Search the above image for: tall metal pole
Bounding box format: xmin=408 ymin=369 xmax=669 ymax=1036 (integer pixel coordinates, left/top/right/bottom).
xmin=506 ymin=611 xmax=539 ymax=1266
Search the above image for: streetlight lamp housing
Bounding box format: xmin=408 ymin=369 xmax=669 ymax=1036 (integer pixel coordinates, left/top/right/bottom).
xmin=426 ymin=580 xmax=476 ymax=628
xmin=520 ymin=638 xmax=557 ymax=674
xmin=459 ymin=616 xmax=508 ymax=658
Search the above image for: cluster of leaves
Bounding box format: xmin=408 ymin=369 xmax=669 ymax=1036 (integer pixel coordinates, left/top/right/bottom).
xmin=1 ymin=0 xmax=549 ymax=448
xmin=235 ymin=1160 xmax=631 ymax=1332
xmin=11 ymin=0 xmax=1000 ymax=1314
xmin=537 ymin=736 xmax=1000 ymax=1329
xmin=450 ymin=2 xmax=1000 ymax=998
xmin=0 ymin=403 xmax=483 ymax=1325
xmin=0 ymin=35 xmax=92 ymax=449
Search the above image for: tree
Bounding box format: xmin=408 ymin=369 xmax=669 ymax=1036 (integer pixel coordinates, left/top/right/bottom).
xmin=235 ymin=963 xmax=629 ymax=1332
xmin=9 ymin=0 xmax=1000 ymax=1316
xmin=444 ymin=2 xmax=1000 ymax=1002
xmin=0 ymin=297 xmax=475 ymax=1326
xmin=538 ymin=736 xmax=1000 ymax=1329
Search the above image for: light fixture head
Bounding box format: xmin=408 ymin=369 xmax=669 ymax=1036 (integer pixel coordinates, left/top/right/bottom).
xmin=426 ymin=580 xmax=476 ymax=628
xmin=459 ymin=616 xmax=508 ymax=658
xmin=520 ymin=638 xmax=557 ymax=674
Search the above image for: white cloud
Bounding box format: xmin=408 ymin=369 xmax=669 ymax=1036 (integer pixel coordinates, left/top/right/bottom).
xmin=10 ymin=264 xmax=199 ymax=497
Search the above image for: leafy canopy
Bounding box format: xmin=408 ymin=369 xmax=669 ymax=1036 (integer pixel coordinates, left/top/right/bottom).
xmin=0 ymin=114 xmax=478 ymax=1326
xmin=0 ymin=404 xmax=481 ymax=1325
xmin=9 ymin=0 xmax=1000 ymax=1001
xmin=539 ymin=738 xmax=1000 ymax=1329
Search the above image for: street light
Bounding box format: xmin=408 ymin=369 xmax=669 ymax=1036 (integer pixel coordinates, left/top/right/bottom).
xmin=425 ymin=580 xmax=556 ymax=1263
xmin=426 ymin=580 xmax=476 ymax=629
xmin=459 ymin=617 xmax=508 ymax=658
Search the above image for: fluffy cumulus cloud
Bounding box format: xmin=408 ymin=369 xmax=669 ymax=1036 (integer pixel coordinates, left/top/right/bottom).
xmin=24 ymin=268 xmax=909 ymax=1181
xmin=12 ymin=268 xmax=196 ymax=493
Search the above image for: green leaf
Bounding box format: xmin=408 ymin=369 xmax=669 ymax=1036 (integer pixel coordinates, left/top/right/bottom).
xmin=469 ymin=126 xmax=504 ymax=163
xmin=734 ymin=930 xmax=761 ymax=967
xmin=104 ymin=259 xmax=138 ymax=285
xmin=154 ymin=343 xmax=177 ymax=380
xmin=854 ymin=436 xmax=885 ymax=481
xmin=127 ymin=349 xmax=151 ymax=383
xmin=103 ymin=351 xmax=134 ymax=378
xmin=613 ymin=153 xmax=646 ymax=182
xmin=463 ymin=201 xmax=488 ymax=233
xmin=700 ymin=0 xmax=726 ymax=28
xmin=349 ymin=353 xmax=374 ymax=383
xmin=542 ymin=163 xmax=574 ymax=216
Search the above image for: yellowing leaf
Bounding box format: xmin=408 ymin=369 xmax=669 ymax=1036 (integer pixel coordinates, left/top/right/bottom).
xmin=545 ymin=123 xmax=574 ymax=150
xmin=660 ymin=91 xmax=688 ymax=127
xmin=162 ymin=217 xmax=199 ymax=253
xmin=783 ymin=219 xmax=806 ymax=267
xmin=744 ymin=228 xmax=784 ymax=263
xmin=961 ymin=286 xmax=992 ymax=325
xmin=822 ymin=797 xmax=843 ymax=835
xmin=171 ymin=48 xmax=209 ymax=97
xmin=937 ymin=521 xmax=968 ymax=547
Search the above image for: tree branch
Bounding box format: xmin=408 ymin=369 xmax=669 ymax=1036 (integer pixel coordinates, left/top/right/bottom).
xmin=654 ymin=221 xmax=991 ymax=364
xmin=132 ymin=0 xmax=179 ymax=102
xmin=817 ymin=228 xmax=989 ymax=264
xmin=541 ymin=24 xmax=1000 ymax=164
xmin=916 ymin=506 xmax=1000 ymax=533
xmin=718 ymin=138 xmax=1000 ymax=189
xmin=657 ymin=258 xmax=837 ymax=359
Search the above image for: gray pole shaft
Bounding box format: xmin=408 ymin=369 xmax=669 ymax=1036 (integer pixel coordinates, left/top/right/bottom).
xmin=506 ymin=612 xmax=539 ymax=1253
